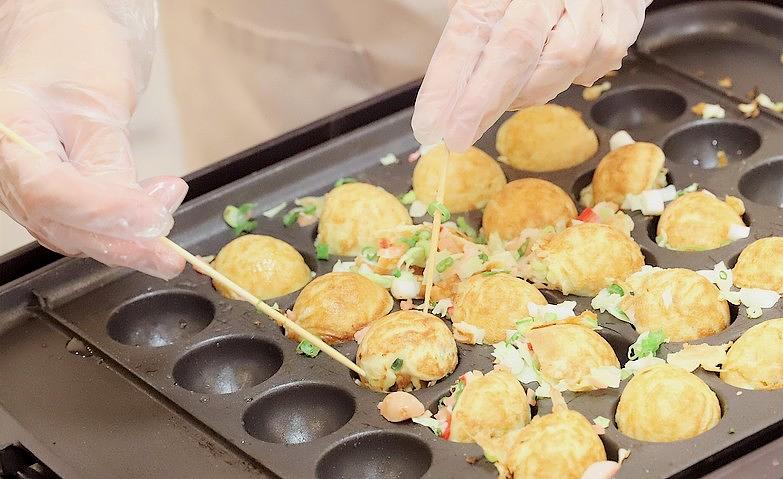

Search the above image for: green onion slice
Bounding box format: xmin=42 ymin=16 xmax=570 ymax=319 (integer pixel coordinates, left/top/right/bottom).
xmin=607 ymin=283 xmax=624 ymax=296
xmin=362 ymin=246 xmax=378 ymax=262
xmin=391 ymin=358 xmax=404 ymax=371
xmin=316 ymin=243 xmax=330 ymax=261
xmin=456 ymin=216 xmax=476 ymax=238
xmin=427 ymin=201 xmax=451 ymax=221
xmin=296 ymin=340 xmax=320 ymax=358
xmin=334 ymin=177 xmax=357 ymax=187
xmin=399 ymin=190 xmax=416 ymax=205
xmin=436 ymin=257 xmax=454 ymax=273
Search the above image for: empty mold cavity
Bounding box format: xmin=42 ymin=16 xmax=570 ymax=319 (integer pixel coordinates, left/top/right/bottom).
xmin=662 ymin=120 xmax=761 ymax=169
xmin=243 ymin=382 xmax=354 ymax=444
xmin=739 ymin=158 xmax=783 ymax=207
xmin=316 ymin=431 xmax=432 ymax=479
xmin=591 ymin=88 xmax=686 ymax=129
xmin=172 ymin=336 xmax=282 ymax=394
xmin=107 ymin=290 xmax=214 ymax=347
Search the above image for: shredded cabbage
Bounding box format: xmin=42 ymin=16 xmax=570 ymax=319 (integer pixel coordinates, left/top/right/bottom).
xmin=609 ymin=130 xmax=634 ymax=151
xmin=628 ymin=330 xmax=667 ymax=361
xmin=380 ymin=153 xmax=399 ymax=166
xmin=431 ymin=298 xmax=453 ymax=318
xmin=412 ymin=416 xmax=443 ymax=436
xmin=593 ymin=416 xmax=611 ymax=429
xmin=527 ymin=301 xmax=577 ymax=322
xmin=591 ymin=288 xmax=630 ymax=323
xmin=409 ymin=200 xmax=427 ymax=218
xmin=261 ymin=202 xmax=287 ymax=218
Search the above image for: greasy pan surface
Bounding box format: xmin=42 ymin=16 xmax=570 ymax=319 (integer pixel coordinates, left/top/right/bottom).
xmin=2 ymin=2 xmax=783 ymax=478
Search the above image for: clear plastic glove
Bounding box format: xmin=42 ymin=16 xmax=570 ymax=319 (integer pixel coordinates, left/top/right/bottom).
xmin=412 ymin=0 xmax=651 ymax=152
xmin=0 ymin=0 xmax=188 ymax=279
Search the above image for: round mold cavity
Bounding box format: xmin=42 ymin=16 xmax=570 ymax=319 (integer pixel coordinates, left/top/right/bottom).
xmin=242 ymin=382 xmax=354 ymax=444
xmin=107 ymin=290 xmax=214 ymax=347
xmin=738 ymin=158 xmax=783 ymax=207
xmin=172 ymin=336 xmax=282 ymax=394
xmin=662 ymin=120 xmax=761 ymax=169
xmin=316 ymin=431 xmax=432 ymax=479
xmin=591 ymin=87 xmax=686 ymax=129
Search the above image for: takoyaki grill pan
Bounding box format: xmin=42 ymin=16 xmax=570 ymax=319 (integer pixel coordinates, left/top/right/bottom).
xmin=1 ymin=1 xmax=783 ymax=478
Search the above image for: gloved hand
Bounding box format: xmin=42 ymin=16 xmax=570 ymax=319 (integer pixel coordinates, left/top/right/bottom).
xmin=0 ymin=0 xmax=187 ymax=279
xmin=412 ymin=0 xmax=651 ymax=152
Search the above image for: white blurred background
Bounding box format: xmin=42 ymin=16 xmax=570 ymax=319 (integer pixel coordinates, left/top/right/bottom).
xmin=0 ymin=32 xmax=187 ymax=256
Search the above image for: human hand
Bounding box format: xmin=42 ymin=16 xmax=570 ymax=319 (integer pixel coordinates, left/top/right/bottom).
xmin=412 ymin=0 xmax=651 ymax=152
xmin=0 ymin=0 xmax=187 ymax=279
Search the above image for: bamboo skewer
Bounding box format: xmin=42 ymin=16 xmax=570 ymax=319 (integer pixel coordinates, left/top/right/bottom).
xmin=161 ymin=238 xmax=366 ymax=377
xmin=0 ymin=121 xmax=366 ymax=378
xmin=421 ymin=147 xmax=450 ymax=313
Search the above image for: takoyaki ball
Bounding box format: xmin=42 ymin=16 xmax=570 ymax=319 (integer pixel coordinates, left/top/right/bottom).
xmin=356 ymin=310 xmax=458 ymax=392
xmin=482 ymin=179 xmax=577 ymax=241
xmin=591 ymin=142 xmax=666 ymax=206
xmin=211 ymin=235 xmax=311 ymax=300
xmin=621 ymin=268 xmax=729 ymax=342
xmin=317 ymin=182 xmax=412 ymax=256
xmin=288 ymin=272 xmax=393 ymax=344
xmin=657 ymin=191 xmax=745 ymax=251
xmin=537 ymin=223 xmax=644 ymax=296
xmin=449 ymin=370 xmax=531 ymax=443
xmin=451 ymin=273 xmax=547 ymax=344
xmin=733 ymin=238 xmax=783 ymax=293
xmin=413 ymin=144 xmax=506 ymax=213
xmin=721 ymin=318 xmax=783 ymax=390
xmin=504 ymin=410 xmax=606 ymax=479
xmin=526 ymin=323 xmax=620 ymax=392
xmin=616 ymin=363 xmax=721 ymax=442
xmin=496 ymin=104 xmax=599 ymax=172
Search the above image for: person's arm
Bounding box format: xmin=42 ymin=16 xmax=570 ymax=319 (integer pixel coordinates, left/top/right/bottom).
xmin=412 ymin=0 xmax=651 ymax=152
xmin=0 ymin=0 xmax=187 ymax=279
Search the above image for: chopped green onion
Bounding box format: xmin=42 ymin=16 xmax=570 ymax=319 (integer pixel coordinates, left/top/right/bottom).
xmin=362 ymin=246 xmax=378 ymax=262
xmin=478 ymin=252 xmax=489 ymax=262
xmin=719 ymin=271 xmax=728 ymax=280
xmin=482 ymin=270 xmax=509 ymax=276
xmin=475 ymin=235 xmax=487 ymax=245
xmin=334 ymin=177 xmax=357 ymax=187
xmin=399 ymin=235 xmax=418 ymax=248
xmin=427 ymin=201 xmax=451 ymax=221
xmin=223 ymin=203 xmax=257 ymax=236
xmin=296 ymin=340 xmax=320 ymax=358
xmin=302 ymin=204 xmax=317 ymax=215
xmin=483 ymin=451 xmax=498 ymax=463
xmin=399 ymin=190 xmax=416 ymax=205
xmin=316 ymin=243 xmax=330 ymax=261
xmin=282 ymin=209 xmax=300 ymax=227
xmin=392 ymin=268 xmax=402 ymax=278
xmin=418 ymin=230 xmax=432 ymax=240
xmin=628 ymin=330 xmax=667 ymax=361
xmin=436 ymin=257 xmax=454 ymax=273
xmin=517 ymin=239 xmax=530 ymax=258
xmin=456 ymin=216 xmax=477 ymax=238
xmin=391 ymin=358 xmax=404 ymax=371
xmin=607 ymin=283 xmax=624 ymax=296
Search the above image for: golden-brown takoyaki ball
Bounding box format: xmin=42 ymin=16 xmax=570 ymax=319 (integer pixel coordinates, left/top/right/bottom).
xmin=496 ymin=104 xmax=599 ymax=172
xmin=451 ymin=273 xmax=547 ymax=344
xmin=536 ymin=223 xmax=644 ymax=296
xmin=504 ymin=410 xmax=606 ymax=479
xmin=657 ymin=191 xmax=745 ymax=251
xmin=413 ymin=144 xmax=506 ymax=213
xmin=616 ymin=363 xmax=720 ymax=442
xmin=733 ymin=238 xmax=783 ymax=293
xmin=621 ymin=268 xmax=729 ymax=341
xmin=211 ymin=235 xmax=311 ymax=300
xmin=288 ymin=272 xmax=393 ymax=344
xmin=317 ymin=182 xmax=412 ymax=256
xmin=356 ymin=310 xmax=458 ymax=392
xmin=592 ymin=142 xmax=666 ymax=205
xmin=449 ymin=370 xmax=531 ymax=443
xmin=721 ymin=318 xmax=783 ymax=390
xmin=526 ymin=323 xmax=620 ymax=391
xmin=482 ymin=179 xmax=577 ymax=241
